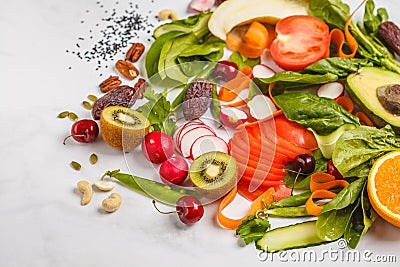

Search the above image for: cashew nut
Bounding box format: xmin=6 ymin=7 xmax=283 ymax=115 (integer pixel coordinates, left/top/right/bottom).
xmin=158 ymin=9 xmax=179 ymax=21
xmin=102 ymin=193 xmax=122 ymax=213
xmin=77 ymin=180 xmax=93 ymax=205
xmin=93 ymin=180 xmax=115 ymax=192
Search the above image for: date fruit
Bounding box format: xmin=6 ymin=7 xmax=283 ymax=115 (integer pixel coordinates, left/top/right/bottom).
xmin=92 ymin=85 xmax=137 ymax=120
xmin=183 ymin=78 xmax=213 ymax=121
xmin=378 ymin=21 xmax=400 ymax=55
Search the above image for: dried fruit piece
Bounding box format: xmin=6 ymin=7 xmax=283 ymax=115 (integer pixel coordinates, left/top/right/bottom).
xmin=70 ymin=161 xmax=82 ymax=171
xmin=68 ymin=112 xmax=79 ymax=121
xmin=57 ymin=111 xmax=70 ymax=118
xmin=91 ymin=85 xmax=138 ymax=120
xmin=99 ymin=75 xmax=122 ymax=93
xmin=378 ymin=21 xmax=400 ymax=55
xmin=183 ymin=78 xmax=213 ymax=120
xmin=89 ymin=153 xmax=98 ymax=164
xmin=133 ymin=78 xmax=148 ymax=99
xmin=82 ymin=101 xmax=92 ymax=110
xmin=87 ymin=95 xmax=98 ymax=102
xmin=126 ymin=43 xmax=145 ymax=62
xmin=115 ymin=60 xmax=139 ymax=80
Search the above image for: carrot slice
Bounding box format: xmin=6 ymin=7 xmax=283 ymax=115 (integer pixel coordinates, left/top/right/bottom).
xmin=309 ymin=172 xmax=349 ymax=192
xmin=355 ymin=111 xmax=374 ymax=126
xmin=217 ymin=186 xmax=275 ymax=229
xmin=243 ymin=21 xmax=269 ymax=49
xmin=305 ymin=190 xmax=337 ymax=216
xmin=335 ymin=95 xmax=354 ymax=113
xmin=218 ymin=72 xmax=251 ymax=102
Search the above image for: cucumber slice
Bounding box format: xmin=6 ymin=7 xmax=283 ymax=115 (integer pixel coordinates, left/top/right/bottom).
xmin=256 ymin=220 xmax=329 ymax=252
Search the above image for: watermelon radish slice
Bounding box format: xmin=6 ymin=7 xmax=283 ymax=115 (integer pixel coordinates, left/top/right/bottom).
xmin=189 ymin=135 xmax=229 ymax=160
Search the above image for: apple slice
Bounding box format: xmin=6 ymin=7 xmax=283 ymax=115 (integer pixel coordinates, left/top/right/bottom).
xmin=179 ymin=127 xmax=216 ymax=158
xmin=247 ymin=94 xmax=278 ymax=120
xmin=189 ymin=135 xmax=229 ymax=160
xmin=220 ymin=107 xmax=248 ymax=129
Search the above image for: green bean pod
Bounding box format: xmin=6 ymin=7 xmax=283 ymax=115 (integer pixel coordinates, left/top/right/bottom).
xmin=264 ymin=207 xmax=312 ymax=217
xmin=272 ymin=191 xmax=312 ymax=208
xmin=103 ymin=170 xmax=200 ymax=206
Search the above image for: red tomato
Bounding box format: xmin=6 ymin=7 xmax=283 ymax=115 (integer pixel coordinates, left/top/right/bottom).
xmin=273 ymin=115 xmax=318 ymax=151
xmin=270 ymin=15 xmax=330 ymax=71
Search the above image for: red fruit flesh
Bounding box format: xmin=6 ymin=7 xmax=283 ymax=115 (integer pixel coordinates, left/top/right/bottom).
xmin=142 ymin=131 xmax=175 ymax=164
xmin=176 ymin=196 xmax=204 ymax=224
xmin=159 ymin=156 xmax=189 ymax=185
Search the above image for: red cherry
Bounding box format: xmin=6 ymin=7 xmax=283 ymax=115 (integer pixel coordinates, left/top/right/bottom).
xmin=327 ymin=160 xmax=344 ymax=180
xmin=142 ymin=131 xmax=175 ymax=164
xmin=176 ymin=196 xmax=204 ymax=224
xmin=213 ymin=60 xmax=238 ymax=83
xmin=63 ymin=119 xmax=99 ymax=145
xmin=159 ymin=156 xmax=188 ymax=185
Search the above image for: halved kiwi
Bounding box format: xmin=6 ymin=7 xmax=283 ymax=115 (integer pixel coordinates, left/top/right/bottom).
xmin=189 ymin=151 xmax=237 ymax=199
xmin=100 ymin=106 xmax=150 ymax=150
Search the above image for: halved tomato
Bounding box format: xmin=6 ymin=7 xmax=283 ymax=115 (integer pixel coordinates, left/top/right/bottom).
xmin=270 ymin=15 xmax=330 ymax=71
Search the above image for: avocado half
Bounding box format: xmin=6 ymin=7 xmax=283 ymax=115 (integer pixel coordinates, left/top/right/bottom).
xmin=346 ymin=67 xmax=400 ymax=134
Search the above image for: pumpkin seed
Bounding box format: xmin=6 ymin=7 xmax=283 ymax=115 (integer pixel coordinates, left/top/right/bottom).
xmin=70 ymin=161 xmax=81 ymax=171
xmin=82 ymin=101 xmax=92 ymax=110
xmin=87 ymin=95 xmax=98 ymax=101
xmin=89 ymin=153 xmax=98 ymax=165
xmin=57 ymin=111 xmax=70 ymax=118
xmin=68 ymin=112 xmax=78 ymax=121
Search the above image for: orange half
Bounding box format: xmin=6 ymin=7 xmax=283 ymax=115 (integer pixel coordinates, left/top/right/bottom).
xmin=367 ymin=151 xmax=400 ymax=228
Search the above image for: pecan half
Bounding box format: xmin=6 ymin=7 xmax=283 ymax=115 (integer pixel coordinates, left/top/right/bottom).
xmin=99 ymin=75 xmax=122 ymax=93
xmin=126 ymin=43 xmax=145 ymax=62
xmin=133 ymin=78 xmax=148 ymax=99
xmin=115 ymin=60 xmax=139 ymax=80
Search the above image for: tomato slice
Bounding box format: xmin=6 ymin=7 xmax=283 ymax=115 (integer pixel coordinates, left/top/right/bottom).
xmin=273 ymin=114 xmax=318 ymax=151
xmin=270 ymin=15 xmax=330 ymax=71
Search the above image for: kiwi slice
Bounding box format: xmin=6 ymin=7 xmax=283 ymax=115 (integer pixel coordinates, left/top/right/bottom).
xmin=100 ymin=106 xmax=150 ymax=150
xmin=189 ymin=151 xmax=237 ymax=199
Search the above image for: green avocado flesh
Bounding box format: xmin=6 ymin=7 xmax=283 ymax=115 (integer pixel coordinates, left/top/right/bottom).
xmin=346 ymin=67 xmax=400 ymax=133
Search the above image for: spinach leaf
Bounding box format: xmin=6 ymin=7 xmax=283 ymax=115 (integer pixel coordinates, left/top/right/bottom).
xmin=258 ymin=72 xmax=338 ymax=87
xmin=332 ymin=125 xmax=400 ymax=177
xmin=229 ymin=51 xmax=260 ymax=70
xmin=236 ymin=215 xmax=271 ymax=245
xmin=321 ymin=176 xmax=367 ymax=213
xmin=304 ymin=57 xmax=372 ymax=77
xmin=308 ymin=0 xmax=350 ymax=29
xmin=274 ymin=92 xmax=359 ymax=136
xmin=317 ymin=201 xmax=359 ymax=241
xmin=363 ymin=0 xmax=388 ymax=34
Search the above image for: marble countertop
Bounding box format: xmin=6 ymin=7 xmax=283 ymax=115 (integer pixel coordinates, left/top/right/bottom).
xmin=1 ymin=0 xmax=399 ymax=266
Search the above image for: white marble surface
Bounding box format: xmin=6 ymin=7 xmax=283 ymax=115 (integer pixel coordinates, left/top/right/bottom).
xmin=1 ymin=0 xmax=400 ymax=266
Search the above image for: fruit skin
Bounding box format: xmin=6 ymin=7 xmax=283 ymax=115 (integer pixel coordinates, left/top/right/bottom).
xmin=292 ymin=154 xmax=315 ymax=174
xmin=142 ymin=131 xmax=175 ymax=164
xmin=367 ymin=151 xmax=400 ymax=228
xmin=100 ymin=106 xmax=150 ymax=150
xmin=68 ymin=119 xmax=99 ymax=144
xmin=183 ymin=78 xmax=213 ymax=121
xmin=159 ymin=156 xmax=189 ymax=185
xmin=346 ymin=67 xmax=400 ymax=134
xmin=176 ymin=196 xmax=204 ymax=224
xmin=213 ymin=60 xmax=238 ymax=83
xmin=327 ymin=160 xmax=344 ymax=180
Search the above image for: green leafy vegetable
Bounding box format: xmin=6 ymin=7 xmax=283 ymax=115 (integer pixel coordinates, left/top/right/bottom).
xmin=274 ymin=92 xmax=359 ymax=136
xmin=228 ymin=51 xmax=260 ymax=70
xmin=236 ymin=215 xmax=271 ymax=245
xmin=363 ymin=0 xmax=388 ymax=34
xmin=136 ymin=88 xmax=177 ymax=136
xmin=304 ymin=57 xmax=372 ymax=77
xmin=332 ymin=125 xmax=400 ymax=177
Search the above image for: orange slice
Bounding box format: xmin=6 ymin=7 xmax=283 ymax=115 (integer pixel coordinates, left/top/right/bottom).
xmin=367 ymin=151 xmax=400 ymax=228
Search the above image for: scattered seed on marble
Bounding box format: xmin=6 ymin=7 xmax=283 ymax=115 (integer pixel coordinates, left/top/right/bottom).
xmin=87 ymin=95 xmax=98 ymax=101
xmin=57 ymin=111 xmax=70 ymax=118
xmin=90 ymin=153 xmax=98 ymax=165
xmin=82 ymin=101 xmax=92 ymax=110
xmin=70 ymin=161 xmax=82 ymax=171
xmin=68 ymin=112 xmax=79 ymax=121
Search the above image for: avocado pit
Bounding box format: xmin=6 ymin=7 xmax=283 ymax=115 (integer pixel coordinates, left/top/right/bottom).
xmin=377 ymin=84 xmax=400 ymax=115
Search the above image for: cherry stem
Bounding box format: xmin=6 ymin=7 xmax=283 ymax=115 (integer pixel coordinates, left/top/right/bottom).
xmin=63 ymin=134 xmax=85 ymax=145
xmin=152 ymin=200 xmax=181 ymax=214
xmin=291 ymin=168 xmax=301 ymax=196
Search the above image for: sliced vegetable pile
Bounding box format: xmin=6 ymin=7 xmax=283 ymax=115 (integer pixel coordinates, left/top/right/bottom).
xmin=62 ymin=0 xmax=400 ymax=256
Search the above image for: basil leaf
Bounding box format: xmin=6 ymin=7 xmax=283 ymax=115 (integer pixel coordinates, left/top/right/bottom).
xmin=332 ymin=125 xmax=400 ymax=177
xmin=236 ymin=215 xmax=271 ymax=245
xmin=274 ymin=93 xmax=359 ymax=136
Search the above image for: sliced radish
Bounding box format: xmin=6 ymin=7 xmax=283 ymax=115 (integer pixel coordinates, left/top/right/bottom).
xmin=179 ymin=127 xmax=216 ymax=158
xmin=247 ymin=94 xmax=278 ymax=120
xmin=190 ymin=135 xmax=229 ymax=160
xmin=220 ymin=107 xmax=248 ymax=129
xmin=189 ymin=0 xmax=215 ymax=12
xmin=252 ymin=64 xmax=276 ymax=79
xmin=317 ymin=82 xmax=345 ymax=100
xmin=177 ymin=121 xmax=207 ymax=145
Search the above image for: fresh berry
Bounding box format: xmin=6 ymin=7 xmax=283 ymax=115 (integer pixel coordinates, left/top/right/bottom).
xmin=213 ymin=60 xmax=238 ymax=83
xmin=142 ymin=131 xmax=175 ymax=164
xmin=175 ymin=196 xmax=204 ymax=224
xmin=292 ymin=154 xmax=315 ymax=174
xmin=63 ymin=119 xmax=99 ymax=145
xmin=159 ymin=156 xmax=189 ymax=185
xmin=327 ymin=160 xmax=344 ymax=180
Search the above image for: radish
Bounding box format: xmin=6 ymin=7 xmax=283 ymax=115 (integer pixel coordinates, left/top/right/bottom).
xmin=142 ymin=131 xmax=175 ymax=164
xmin=189 ymin=0 xmax=215 ymax=12
xmin=219 ymin=107 xmax=248 ymax=129
xmin=177 ymin=123 xmax=215 ymax=150
xmin=247 ymin=94 xmax=278 ymax=120
xmin=190 ymin=135 xmax=229 ymax=160
xmin=252 ymin=64 xmax=276 ymax=79
xmin=179 ymin=127 xmax=216 ymax=158
xmin=317 ymin=82 xmax=345 ymax=100
xmin=159 ymin=156 xmax=189 ymax=185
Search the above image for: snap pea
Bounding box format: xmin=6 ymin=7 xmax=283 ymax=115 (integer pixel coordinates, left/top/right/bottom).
xmin=271 ymin=191 xmax=312 ymax=208
xmin=263 ymin=207 xmax=312 ymax=218
xmin=102 ymin=170 xmax=200 ymax=206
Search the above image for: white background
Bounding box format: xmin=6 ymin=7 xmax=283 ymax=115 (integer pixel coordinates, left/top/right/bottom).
xmin=0 ymin=0 xmax=399 ymax=266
